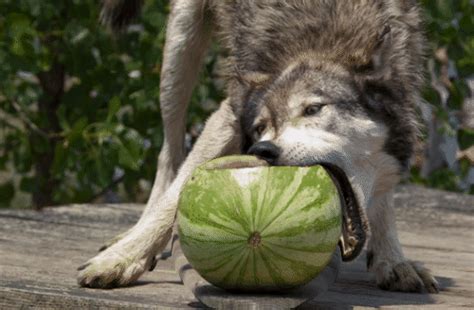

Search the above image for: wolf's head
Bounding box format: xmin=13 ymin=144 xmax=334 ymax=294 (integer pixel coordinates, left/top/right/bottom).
xmin=238 ymin=30 xmax=417 ymax=261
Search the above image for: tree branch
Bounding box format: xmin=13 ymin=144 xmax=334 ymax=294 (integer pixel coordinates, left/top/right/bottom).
xmin=10 ymin=100 xmax=50 ymax=139
xmin=0 ymin=109 xmax=26 ymax=132
xmin=90 ymin=175 xmax=126 ymax=202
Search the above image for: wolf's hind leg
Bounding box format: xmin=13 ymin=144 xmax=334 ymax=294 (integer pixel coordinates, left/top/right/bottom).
xmin=78 ymin=99 xmax=242 ymax=288
xmin=366 ymin=190 xmax=439 ymax=293
xmin=99 ymin=0 xmax=213 ymax=252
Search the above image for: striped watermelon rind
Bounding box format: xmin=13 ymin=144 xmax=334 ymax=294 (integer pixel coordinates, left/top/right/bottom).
xmin=178 ymin=155 xmax=341 ymax=291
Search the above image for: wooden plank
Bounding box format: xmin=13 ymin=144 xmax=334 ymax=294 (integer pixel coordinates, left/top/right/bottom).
xmin=0 ymin=185 xmax=473 ymax=309
xmin=0 ymin=205 xmax=198 ymax=309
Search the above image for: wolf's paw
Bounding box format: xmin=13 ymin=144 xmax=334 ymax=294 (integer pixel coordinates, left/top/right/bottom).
xmin=371 ymin=258 xmax=439 ymax=293
xmin=98 ymin=230 xmax=130 ymax=252
xmin=77 ymin=247 xmax=156 ymax=288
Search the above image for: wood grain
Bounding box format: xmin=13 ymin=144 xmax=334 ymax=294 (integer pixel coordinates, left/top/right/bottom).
xmin=0 ymin=185 xmax=473 ymax=309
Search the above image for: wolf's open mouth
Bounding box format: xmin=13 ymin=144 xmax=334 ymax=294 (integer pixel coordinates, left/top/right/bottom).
xmin=322 ymin=164 xmax=368 ymax=262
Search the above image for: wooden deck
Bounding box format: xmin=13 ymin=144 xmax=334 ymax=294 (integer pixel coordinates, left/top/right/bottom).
xmin=0 ymin=185 xmax=473 ymax=309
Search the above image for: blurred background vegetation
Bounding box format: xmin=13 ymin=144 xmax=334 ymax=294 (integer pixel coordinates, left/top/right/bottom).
xmin=0 ymin=0 xmax=472 ymax=209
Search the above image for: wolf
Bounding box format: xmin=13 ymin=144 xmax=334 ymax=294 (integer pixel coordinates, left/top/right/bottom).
xmin=78 ymin=0 xmax=439 ymax=293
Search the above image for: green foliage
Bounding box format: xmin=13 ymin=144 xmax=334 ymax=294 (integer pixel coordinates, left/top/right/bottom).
xmin=1 ymin=0 xmax=170 ymax=206
xmin=412 ymin=0 xmax=474 ymax=194
xmin=422 ymin=0 xmax=473 ymax=75
xmin=0 ymin=1 xmax=472 ymax=208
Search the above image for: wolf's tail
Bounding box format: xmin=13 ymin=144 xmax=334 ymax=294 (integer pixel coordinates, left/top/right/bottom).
xmin=100 ymin=0 xmax=144 ymax=31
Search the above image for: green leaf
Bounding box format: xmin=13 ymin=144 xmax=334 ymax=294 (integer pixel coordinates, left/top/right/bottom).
xmin=19 ymin=177 xmax=35 ymax=193
xmin=52 ymin=143 xmax=67 ymax=176
xmin=107 ymin=96 xmax=121 ymax=122
xmin=458 ymin=129 xmax=474 ymax=150
xmin=67 ymin=117 xmax=88 ymax=146
xmin=6 ymin=13 xmax=36 ymax=57
xmin=0 ymin=181 xmax=15 ymax=206
xmin=118 ymin=139 xmax=140 ymax=171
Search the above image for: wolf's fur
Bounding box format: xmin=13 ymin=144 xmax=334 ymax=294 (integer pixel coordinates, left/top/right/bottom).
xmin=100 ymin=0 xmax=144 ymax=31
xmin=78 ymin=0 xmax=438 ymax=293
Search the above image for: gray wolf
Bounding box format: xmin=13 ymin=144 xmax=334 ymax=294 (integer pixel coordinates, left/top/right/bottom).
xmin=78 ymin=0 xmax=439 ymax=293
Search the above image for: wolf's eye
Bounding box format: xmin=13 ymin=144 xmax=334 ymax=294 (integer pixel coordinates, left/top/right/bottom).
xmin=303 ymin=104 xmax=326 ymax=116
xmin=254 ymin=124 xmax=266 ymax=136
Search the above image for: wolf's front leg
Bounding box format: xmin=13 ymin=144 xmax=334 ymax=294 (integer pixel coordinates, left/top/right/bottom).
xmin=98 ymin=0 xmax=212 ymax=252
xmin=77 ymin=99 xmax=241 ymax=288
xmin=366 ymin=190 xmax=439 ymax=293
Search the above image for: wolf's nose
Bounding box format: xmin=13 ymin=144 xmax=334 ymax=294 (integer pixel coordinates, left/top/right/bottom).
xmin=247 ymin=141 xmax=281 ymax=164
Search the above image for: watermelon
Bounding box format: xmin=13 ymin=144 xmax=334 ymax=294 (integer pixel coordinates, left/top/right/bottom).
xmin=177 ymin=155 xmax=341 ymax=291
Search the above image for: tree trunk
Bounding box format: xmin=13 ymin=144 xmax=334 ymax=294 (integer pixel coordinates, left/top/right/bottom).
xmin=31 ymin=61 xmax=65 ymax=209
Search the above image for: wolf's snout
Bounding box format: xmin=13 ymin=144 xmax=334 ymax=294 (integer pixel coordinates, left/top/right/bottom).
xmin=247 ymin=141 xmax=281 ymax=164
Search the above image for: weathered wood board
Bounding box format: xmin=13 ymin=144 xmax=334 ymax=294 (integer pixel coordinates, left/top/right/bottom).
xmin=0 ymin=185 xmax=473 ymax=309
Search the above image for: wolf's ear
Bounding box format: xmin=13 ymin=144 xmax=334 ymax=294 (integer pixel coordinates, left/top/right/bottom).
xmin=235 ymin=69 xmax=271 ymax=88
xmin=354 ymin=25 xmax=392 ymax=81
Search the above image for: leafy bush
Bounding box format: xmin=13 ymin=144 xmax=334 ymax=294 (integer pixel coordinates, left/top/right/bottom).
xmin=0 ymin=0 xmax=171 ymax=207
xmin=412 ymin=0 xmax=473 ymax=194
xmin=0 ymin=0 xmax=472 ymax=208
